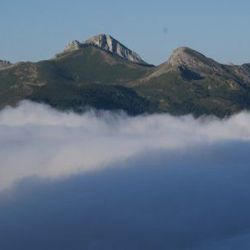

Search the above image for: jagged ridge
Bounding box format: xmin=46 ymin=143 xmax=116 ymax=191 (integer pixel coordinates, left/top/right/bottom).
xmin=62 ymin=34 xmax=148 ymax=65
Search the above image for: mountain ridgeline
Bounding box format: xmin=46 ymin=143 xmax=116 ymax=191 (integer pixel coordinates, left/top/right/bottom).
xmin=1 ymin=34 xmax=250 ymax=117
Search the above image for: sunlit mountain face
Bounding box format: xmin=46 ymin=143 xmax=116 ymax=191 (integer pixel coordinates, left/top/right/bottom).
xmin=1 ymin=101 xmax=250 ymax=250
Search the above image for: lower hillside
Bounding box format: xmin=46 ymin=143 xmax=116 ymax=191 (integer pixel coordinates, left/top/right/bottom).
xmin=29 ymin=82 xmax=152 ymax=115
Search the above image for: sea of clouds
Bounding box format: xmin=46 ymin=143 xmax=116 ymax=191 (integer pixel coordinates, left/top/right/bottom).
xmin=0 ymin=101 xmax=250 ymax=249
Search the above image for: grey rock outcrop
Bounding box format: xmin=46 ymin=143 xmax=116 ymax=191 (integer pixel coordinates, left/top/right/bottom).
xmin=168 ymin=47 xmax=224 ymax=74
xmin=60 ymin=34 xmax=148 ymax=65
xmin=63 ymin=40 xmax=82 ymax=53
xmin=84 ymin=34 xmax=147 ymax=65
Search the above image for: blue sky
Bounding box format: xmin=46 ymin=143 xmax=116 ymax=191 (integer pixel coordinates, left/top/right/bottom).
xmin=0 ymin=0 xmax=249 ymax=65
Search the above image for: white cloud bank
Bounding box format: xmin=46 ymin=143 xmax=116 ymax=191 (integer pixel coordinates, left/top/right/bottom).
xmin=1 ymin=101 xmax=250 ymax=250
xmin=0 ymin=101 xmax=250 ymax=191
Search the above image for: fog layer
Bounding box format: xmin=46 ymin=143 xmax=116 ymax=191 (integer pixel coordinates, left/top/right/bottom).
xmin=0 ymin=101 xmax=250 ymax=249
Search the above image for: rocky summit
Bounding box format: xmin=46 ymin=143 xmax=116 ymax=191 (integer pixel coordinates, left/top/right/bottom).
xmin=84 ymin=34 xmax=147 ymax=65
xmin=61 ymin=34 xmax=148 ymax=65
xmin=63 ymin=40 xmax=82 ymax=53
xmin=0 ymin=34 xmax=250 ymax=117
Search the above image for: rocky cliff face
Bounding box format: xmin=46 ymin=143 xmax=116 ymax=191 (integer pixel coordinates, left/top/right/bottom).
xmin=61 ymin=34 xmax=148 ymax=65
xmin=84 ymin=34 xmax=147 ymax=65
xmin=63 ymin=40 xmax=82 ymax=53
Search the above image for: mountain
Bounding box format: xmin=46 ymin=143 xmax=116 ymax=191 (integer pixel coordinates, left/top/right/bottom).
xmin=61 ymin=34 xmax=149 ymax=65
xmin=0 ymin=34 xmax=250 ymax=117
xmin=85 ymin=34 xmax=148 ymax=65
xmin=134 ymin=47 xmax=250 ymax=116
xmin=0 ymin=35 xmax=153 ymax=114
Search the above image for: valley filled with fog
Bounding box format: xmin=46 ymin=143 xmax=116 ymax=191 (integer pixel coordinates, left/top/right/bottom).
xmin=0 ymin=101 xmax=250 ymax=249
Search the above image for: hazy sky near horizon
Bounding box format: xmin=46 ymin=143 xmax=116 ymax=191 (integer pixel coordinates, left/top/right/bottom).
xmin=0 ymin=0 xmax=249 ymax=65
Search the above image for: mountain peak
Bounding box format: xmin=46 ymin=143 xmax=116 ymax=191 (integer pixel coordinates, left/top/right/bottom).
xmin=85 ymin=34 xmax=113 ymax=46
xmin=168 ymin=47 xmax=207 ymax=66
xmin=168 ymin=46 xmax=223 ymax=74
xmin=63 ymin=40 xmax=82 ymax=53
xmin=84 ymin=34 xmax=147 ymax=65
